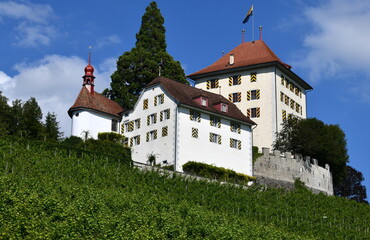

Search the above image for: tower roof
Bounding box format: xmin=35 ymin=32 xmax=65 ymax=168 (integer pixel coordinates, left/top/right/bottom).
xmin=68 ymin=87 xmax=124 ymax=118
xmin=145 ymin=77 xmax=255 ymax=125
xmin=188 ymin=40 xmax=312 ymax=90
xmin=188 ymin=40 xmax=291 ymax=77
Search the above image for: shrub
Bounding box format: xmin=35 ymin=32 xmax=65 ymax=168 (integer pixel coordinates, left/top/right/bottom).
xmin=182 ymin=161 xmax=255 ymax=185
xmin=98 ymin=132 xmax=125 ymax=143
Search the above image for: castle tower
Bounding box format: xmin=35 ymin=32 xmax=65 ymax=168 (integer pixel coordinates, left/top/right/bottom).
xmin=188 ymin=40 xmax=313 ymax=150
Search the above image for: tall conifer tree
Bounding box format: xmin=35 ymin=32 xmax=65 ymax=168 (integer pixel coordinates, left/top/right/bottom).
xmin=109 ymin=1 xmax=187 ymax=109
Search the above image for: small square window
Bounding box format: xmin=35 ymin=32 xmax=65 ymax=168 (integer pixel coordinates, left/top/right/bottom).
xmin=111 ymin=119 xmax=118 ymax=132
xmin=201 ymin=98 xmax=207 ymax=106
xmin=231 ymin=92 xmax=241 ymax=103
xmin=134 ymin=119 xmax=140 ymax=129
xmin=221 ymin=103 xmax=228 ymax=112
xmin=251 ymin=90 xmax=257 ymax=100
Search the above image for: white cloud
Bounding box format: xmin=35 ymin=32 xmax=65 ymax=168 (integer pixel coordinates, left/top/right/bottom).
xmin=0 ymin=1 xmax=55 ymax=47
xmin=0 ymin=55 xmax=113 ymax=137
xmin=96 ymin=35 xmax=121 ymax=49
xmin=295 ymin=0 xmax=370 ymax=82
xmin=0 ymin=1 xmax=52 ymax=23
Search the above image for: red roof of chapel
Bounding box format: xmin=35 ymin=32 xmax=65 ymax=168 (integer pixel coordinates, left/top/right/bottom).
xmin=68 ymin=87 xmax=124 ymax=118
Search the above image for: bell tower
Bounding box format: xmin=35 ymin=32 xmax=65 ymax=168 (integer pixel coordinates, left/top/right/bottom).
xmin=82 ymin=48 xmax=95 ymax=94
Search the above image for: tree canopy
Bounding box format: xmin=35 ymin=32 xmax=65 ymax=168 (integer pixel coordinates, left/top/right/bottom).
xmin=0 ymin=92 xmax=63 ymax=141
xmin=108 ymin=1 xmax=187 ymax=109
xmin=334 ymin=165 xmax=368 ymax=204
xmin=273 ymin=117 xmax=349 ymax=188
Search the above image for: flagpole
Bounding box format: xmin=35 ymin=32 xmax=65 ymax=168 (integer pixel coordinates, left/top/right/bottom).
xmin=252 ymin=4 xmax=255 ymax=41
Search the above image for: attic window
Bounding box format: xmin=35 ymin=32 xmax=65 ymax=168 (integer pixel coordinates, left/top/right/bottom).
xmin=221 ymin=103 xmax=228 ymax=112
xmin=201 ymin=97 xmax=208 ymax=106
xmin=229 ymin=54 xmax=234 ymax=65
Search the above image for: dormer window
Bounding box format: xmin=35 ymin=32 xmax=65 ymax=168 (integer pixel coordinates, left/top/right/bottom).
xmin=221 ymin=103 xmax=228 ymax=112
xmin=201 ymin=97 xmax=207 ymax=106
xmin=229 ymin=54 xmax=234 ymax=65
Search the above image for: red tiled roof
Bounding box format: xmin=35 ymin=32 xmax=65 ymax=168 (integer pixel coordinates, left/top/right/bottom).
xmin=146 ymin=77 xmax=256 ymax=125
xmin=68 ymin=87 xmax=124 ymax=118
xmin=188 ymin=40 xmax=288 ymax=77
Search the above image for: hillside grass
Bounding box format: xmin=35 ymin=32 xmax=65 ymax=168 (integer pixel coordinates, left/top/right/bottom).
xmin=0 ymin=137 xmax=369 ymax=239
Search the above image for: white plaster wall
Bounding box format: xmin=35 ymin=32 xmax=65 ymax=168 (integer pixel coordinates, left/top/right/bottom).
xmin=275 ymin=68 xmax=307 ymax=133
xmin=176 ymin=105 xmax=253 ymax=176
xmin=194 ymin=66 xmax=309 ymax=150
xmin=122 ymin=85 xmax=177 ymax=166
xmin=71 ymin=110 xmax=119 ymax=139
xmin=194 ymin=67 xmax=276 ymax=150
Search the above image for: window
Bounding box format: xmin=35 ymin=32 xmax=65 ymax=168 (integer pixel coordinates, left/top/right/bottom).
xmin=143 ymin=99 xmax=148 ymax=110
xmin=134 ymin=118 xmax=141 ymax=129
xmin=280 ymin=92 xmax=284 ymax=102
xmin=160 ymin=109 xmax=170 ymax=121
xmin=146 ymin=130 xmax=157 ymax=142
xmin=209 ymin=132 xmax=221 ymax=144
xmin=247 ymin=107 xmax=260 ymax=118
xmin=290 ymin=99 xmax=295 ymax=109
xmin=230 ymin=138 xmax=241 ymax=150
xmin=192 ymin=128 xmax=198 ymax=138
xmin=230 ymin=121 xmax=241 ymax=134
xmin=247 ymin=90 xmax=260 ymax=101
xmin=111 ymin=119 xmax=118 ymax=132
xmin=201 ymin=97 xmax=207 ymax=106
xmin=130 ymin=135 xmax=140 ymax=146
xmin=281 ymin=75 xmax=285 ymax=85
xmin=147 ymin=113 xmax=157 ymax=125
xmin=229 ymin=92 xmax=241 ymax=103
xmin=162 ymin=126 xmax=168 ymax=137
xmin=154 ymin=94 xmax=164 ymax=106
xmin=207 ymin=79 xmax=219 ymax=89
xmin=221 ymin=103 xmax=228 ymax=112
xmin=229 ymin=75 xmax=241 ymax=86
xmin=190 ymin=110 xmax=201 ymax=122
xmin=210 ymin=115 xmax=221 ymax=128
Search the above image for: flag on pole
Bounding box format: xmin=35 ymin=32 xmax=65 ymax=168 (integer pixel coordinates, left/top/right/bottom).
xmin=242 ymin=5 xmax=253 ymax=24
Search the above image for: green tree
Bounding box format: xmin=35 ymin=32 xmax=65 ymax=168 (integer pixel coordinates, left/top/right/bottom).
xmin=273 ymin=117 xmax=348 ymax=187
xmin=0 ymin=91 xmax=11 ymax=136
xmin=8 ymin=99 xmax=23 ymax=136
xmin=21 ymin=97 xmax=43 ymax=139
xmin=334 ymin=165 xmax=368 ymax=204
xmin=109 ymin=1 xmax=187 ymax=109
xmin=44 ymin=112 xmax=63 ymax=141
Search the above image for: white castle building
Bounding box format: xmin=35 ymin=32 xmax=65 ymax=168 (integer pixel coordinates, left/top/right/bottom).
xmin=69 ymin=61 xmax=255 ymax=175
xmin=121 ymin=76 xmax=255 ymax=174
xmin=188 ymin=40 xmax=313 ymax=149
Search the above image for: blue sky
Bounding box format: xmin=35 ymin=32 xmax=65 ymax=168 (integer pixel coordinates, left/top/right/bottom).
xmin=0 ymin=0 xmax=369 ymax=198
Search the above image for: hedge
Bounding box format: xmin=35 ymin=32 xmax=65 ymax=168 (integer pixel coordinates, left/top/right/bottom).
xmin=182 ymin=161 xmax=255 ymax=185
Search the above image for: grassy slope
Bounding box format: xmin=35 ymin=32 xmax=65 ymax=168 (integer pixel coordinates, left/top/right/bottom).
xmin=0 ymin=137 xmax=369 ymax=239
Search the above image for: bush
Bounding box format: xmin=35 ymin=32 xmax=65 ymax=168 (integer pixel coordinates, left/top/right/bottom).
xmin=98 ymin=132 xmax=125 ymax=143
xmin=182 ymin=161 xmax=255 ymax=185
